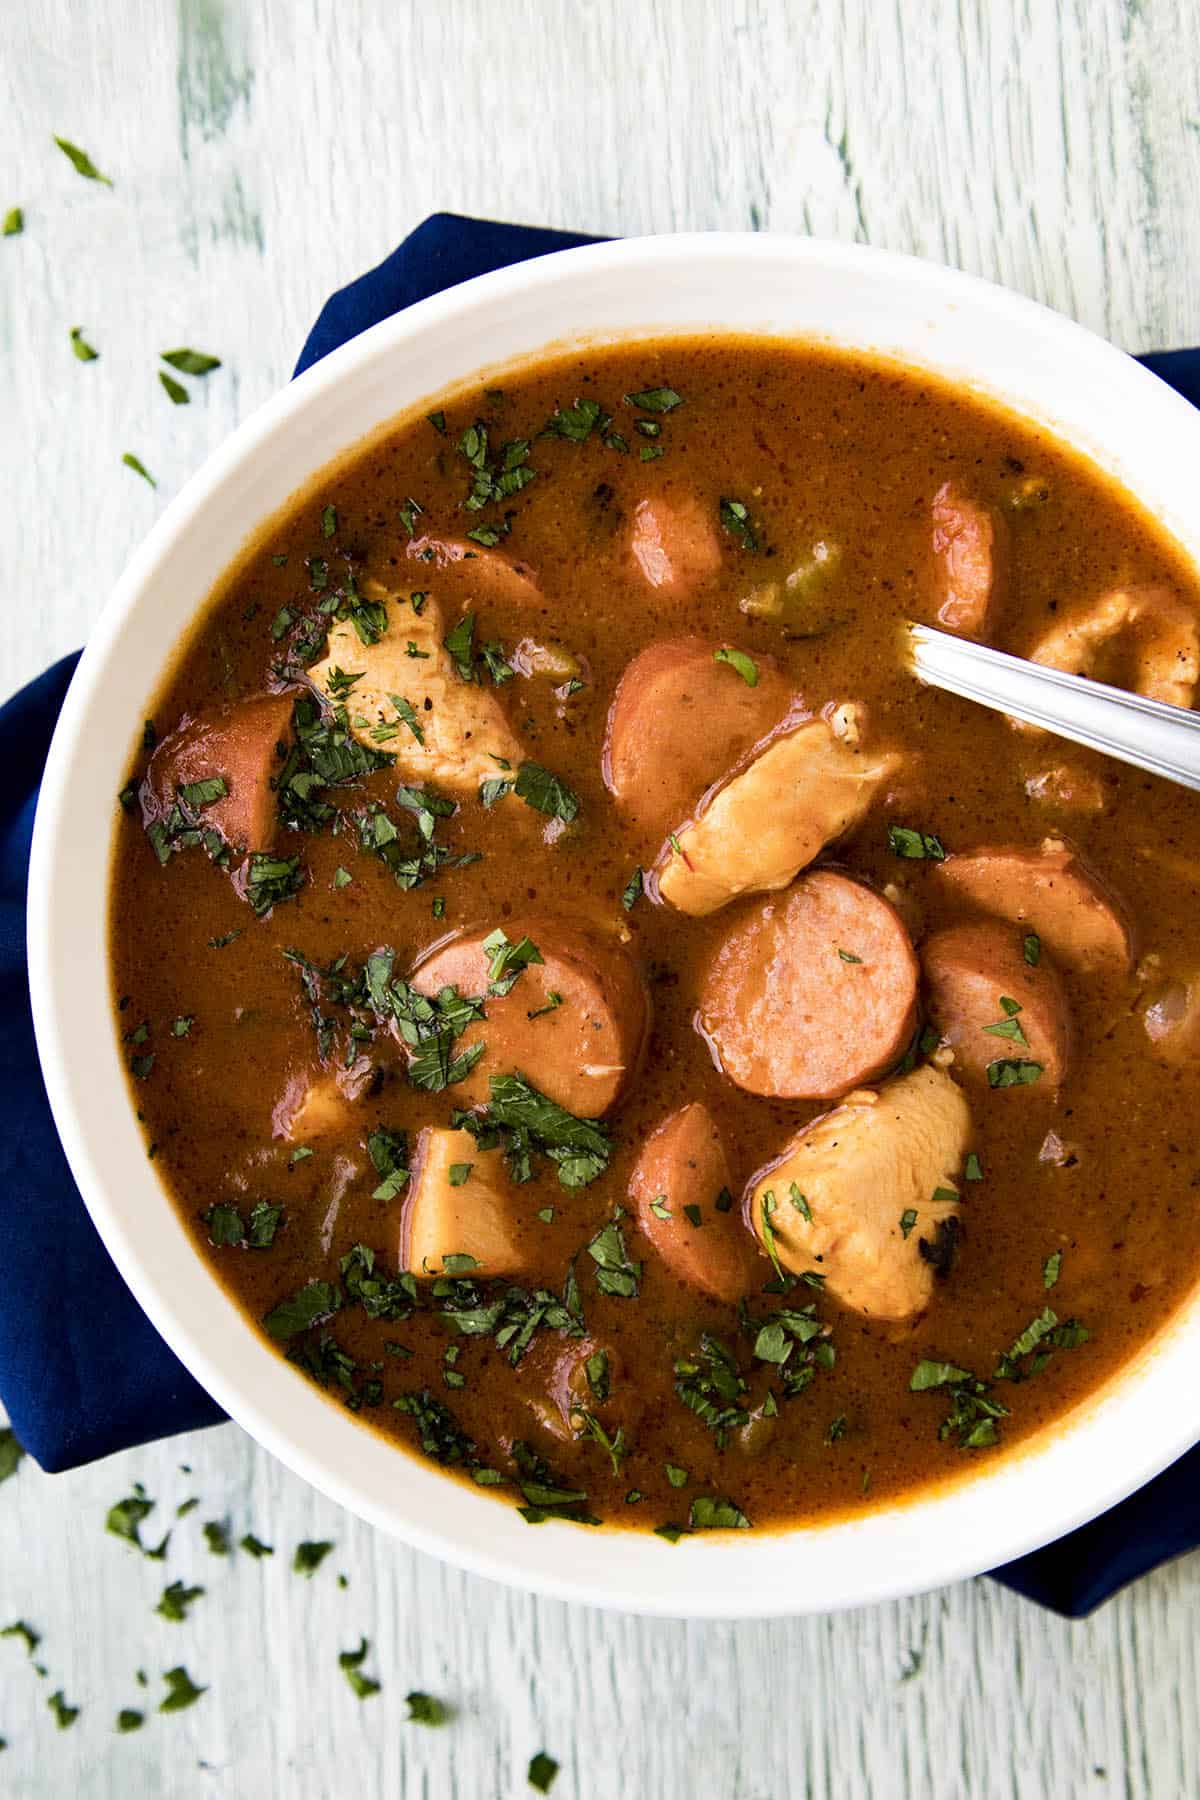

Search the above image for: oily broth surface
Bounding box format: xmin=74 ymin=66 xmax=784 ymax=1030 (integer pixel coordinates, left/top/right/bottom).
xmin=109 ymin=337 xmax=1200 ymax=1531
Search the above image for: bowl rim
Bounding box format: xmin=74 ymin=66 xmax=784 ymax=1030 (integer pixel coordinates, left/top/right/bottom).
xmin=27 ymin=230 xmax=1200 ymax=1617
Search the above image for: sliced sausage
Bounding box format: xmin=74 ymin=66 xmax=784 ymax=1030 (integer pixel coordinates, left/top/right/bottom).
xmin=746 ymin=1064 xmax=971 ymax=1321
xmin=699 ymin=871 xmax=919 ymax=1100
xmin=628 ymin=1103 xmax=764 ymax=1302
xmin=922 ymin=922 xmax=1071 ymax=1090
xmin=143 ymin=691 xmax=294 ymax=852
xmin=930 ymin=480 xmax=1008 ymax=640
xmin=404 ymin=534 xmax=540 ymax=607
xmin=627 ymin=493 xmax=723 ymax=599
xmin=308 ymin=583 xmax=525 ymax=792
xmin=603 ymin=637 xmax=795 ymax=844
xmin=409 ymin=915 xmax=649 ymax=1115
xmin=656 ymin=710 xmax=897 ymax=917
xmin=402 ymin=1127 xmax=527 ymax=1278
xmin=935 ymin=840 xmax=1133 ymax=973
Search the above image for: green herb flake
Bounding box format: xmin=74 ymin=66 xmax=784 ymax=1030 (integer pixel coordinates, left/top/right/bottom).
xmin=887 ymin=823 xmax=946 ymax=861
xmin=263 ymin=1280 xmax=339 ymax=1341
xmin=689 ymin=1495 xmax=751 ymax=1530
xmin=1 ymin=1620 xmax=40 ymax=1657
xmin=339 ymin=1637 xmax=381 ymax=1700
xmin=159 ymin=370 xmax=190 ymax=405
xmin=155 ymin=1580 xmax=204 ymax=1623
xmin=48 ymin=1690 xmax=80 ymax=1729
xmin=321 ymin=503 xmax=337 ymax=538
xmin=426 ymin=410 xmax=446 ymax=434
xmin=665 ymin=1462 xmax=689 ymax=1488
xmin=1043 ymin=1249 xmax=1063 ymax=1289
xmin=964 ymin=1152 xmax=984 ymax=1183
xmin=899 ymin=1208 xmax=918 ymax=1239
xmin=0 ymin=1428 xmax=26 ymax=1486
xmin=53 ymin=136 xmax=112 ymax=183
xmin=406 ymin=1690 xmax=448 ymax=1725
xmin=625 ymin=386 xmax=683 ymax=413
xmin=69 ymin=326 xmax=98 ymax=362
xmin=3 ymin=207 xmax=23 ymax=237
xmin=986 ymin=1058 xmax=1043 ymax=1088
xmin=202 ymin=1519 xmax=230 ymax=1556
xmin=529 ymin=1750 xmax=561 ymax=1791
xmin=514 ymin=761 xmax=580 ymax=823
xmin=713 ymin=644 xmax=760 ymax=687
xmin=448 ymin=1161 xmax=473 ymax=1187
xmin=122 ymin=452 xmax=156 ymax=487
xmin=115 ymin=1708 xmax=144 ymax=1733
xmin=293 ymin=1539 xmax=335 ymax=1577
xmin=159 ymin=1666 xmax=206 ymax=1713
xmin=1023 ymin=932 xmax=1042 ymax=967
xmin=240 ymin=1533 xmax=274 ymax=1558
xmin=161 ymin=348 xmax=221 ymax=375
xmin=621 ymin=866 xmax=644 ymax=911
xmin=719 ymin=497 xmax=759 ymax=550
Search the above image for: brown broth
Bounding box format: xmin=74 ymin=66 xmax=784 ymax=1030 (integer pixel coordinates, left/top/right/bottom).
xmin=109 ymin=336 xmax=1200 ymax=1534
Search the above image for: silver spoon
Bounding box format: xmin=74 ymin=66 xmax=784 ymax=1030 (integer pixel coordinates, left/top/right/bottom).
xmin=907 ymin=623 xmax=1200 ymax=793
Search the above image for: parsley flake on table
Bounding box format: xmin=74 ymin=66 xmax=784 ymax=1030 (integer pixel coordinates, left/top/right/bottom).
xmin=339 ymin=1638 xmax=381 ymax=1700
xmin=155 ymin=1580 xmax=204 ymax=1623
xmin=53 ymin=135 xmax=112 ymax=183
xmin=159 ymin=370 xmax=190 ymax=405
xmin=293 ymin=1539 xmax=335 ymax=1576
xmin=69 ymin=326 xmax=98 ymax=362
xmin=161 ymin=348 xmax=222 ymax=375
xmin=528 ymin=1750 xmax=561 ymax=1792
xmin=405 ymin=1690 xmax=449 ymax=1725
xmin=159 ymin=1666 xmax=206 ymax=1713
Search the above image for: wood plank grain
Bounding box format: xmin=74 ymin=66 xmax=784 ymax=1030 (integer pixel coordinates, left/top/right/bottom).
xmin=2 ymin=1 xmax=1200 ymax=1795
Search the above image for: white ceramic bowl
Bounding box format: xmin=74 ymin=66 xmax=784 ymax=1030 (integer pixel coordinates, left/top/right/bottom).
xmin=28 ymin=234 xmax=1200 ymax=1617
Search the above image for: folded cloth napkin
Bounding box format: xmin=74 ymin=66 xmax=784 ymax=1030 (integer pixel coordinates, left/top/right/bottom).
xmin=4 ymin=212 xmax=1198 ymax=1616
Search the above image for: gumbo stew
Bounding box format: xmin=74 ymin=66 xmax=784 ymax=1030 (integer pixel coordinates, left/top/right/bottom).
xmin=110 ymin=337 xmax=1200 ymax=1536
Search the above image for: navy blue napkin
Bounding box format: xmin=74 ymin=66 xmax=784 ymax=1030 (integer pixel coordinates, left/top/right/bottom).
xmin=5 ymin=212 xmax=1198 ymax=1615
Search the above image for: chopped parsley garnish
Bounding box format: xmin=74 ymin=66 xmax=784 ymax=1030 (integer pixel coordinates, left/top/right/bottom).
xmin=689 ymin=1495 xmax=751 ymax=1531
xmin=426 ymin=410 xmax=446 ymax=434
xmin=122 ymin=452 xmax=156 ymax=486
xmin=986 ymin=1057 xmax=1043 ymax=1088
xmin=483 ymin=927 xmax=544 ymax=995
xmin=899 ymin=1208 xmax=918 ymax=1239
xmin=887 ymin=824 xmax=946 ymax=860
xmin=202 ymin=1520 xmax=230 ymax=1556
xmin=747 ymin=1304 xmax=832 ymax=1396
xmin=625 ymin=386 xmax=683 ymax=413
xmin=514 ymin=761 xmax=580 ymax=823
xmin=205 ymin=1198 xmax=283 ymax=1251
xmin=1023 ymin=932 xmax=1042 ymax=967
xmin=240 ymin=1533 xmax=274 ymax=1558
xmin=713 ymin=646 xmax=758 ymax=686
xmin=54 ymin=135 xmax=112 ymax=183
xmin=276 ymin=694 xmax=394 ymax=831
xmin=674 ymin=1334 xmax=747 ymax=1445
xmin=542 ymin=397 xmax=604 ymax=442
xmin=293 ymin=1540 xmax=335 ymax=1576
xmin=367 ymin=1127 xmax=410 ymax=1201
xmin=321 ymin=503 xmax=337 ymax=538
xmin=435 ymin=1277 xmax=582 ymax=1365
xmin=443 ymin=611 xmax=477 ymax=682
xmin=159 ymin=1666 xmax=207 ymax=1713
xmin=1043 ymin=1249 xmax=1063 ymax=1289
xmin=3 ymin=207 xmax=23 ymax=236
xmin=527 ymin=990 xmax=563 ymax=1020
xmin=262 ymin=1279 xmax=339 ymax=1341
xmin=106 ymin=1488 xmax=164 ymax=1554
xmin=159 ymin=370 xmax=189 ymax=405
xmin=48 ymin=1690 xmax=80 ymax=1729
xmin=528 ymin=1750 xmax=561 ymax=1792
xmin=244 ymin=851 xmax=304 ymax=916
xmin=577 ymin=1412 xmax=628 ymax=1475
xmin=456 ymin=1072 xmax=611 ymax=1188
xmin=339 ymin=1638 xmax=381 ymax=1700
xmin=406 ymin=1690 xmax=448 ymax=1725
xmin=621 ymin=866 xmax=644 ymax=911
xmin=511 ymin=1440 xmax=598 ymax=1525
xmin=161 ymin=348 xmax=221 ymax=375
xmin=585 ymin=1216 xmax=642 ymax=1298
xmin=909 ymin=1360 xmax=1008 ymax=1449
xmin=759 ymin=1190 xmax=785 ymax=1280
xmin=718 ymin=497 xmax=759 ymax=550
xmin=69 ymin=325 xmax=98 ymax=362
xmin=982 ymin=995 xmax=1028 ymax=1045
xmin=448 ymin=1161 xmax=473 ymax=1187
xmin=116 ymin=1709 xmax=144 ymax=1733
xmin=838 ymin=948 xmax=863 ymax=963
xmin=393 ymin=1390 xmax=479 ymax=1470
xmin=155 ymin=1580 xmax=204 ymax=1623
xmin=993 ymin=1307 xmax=1089 ymax=1381
xmin=964 ymin=1152 xmax=984 ymax=1182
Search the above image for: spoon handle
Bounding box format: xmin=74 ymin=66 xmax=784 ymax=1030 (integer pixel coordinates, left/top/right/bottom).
xmin=908 ymin=623 xmax=1200 ymax=793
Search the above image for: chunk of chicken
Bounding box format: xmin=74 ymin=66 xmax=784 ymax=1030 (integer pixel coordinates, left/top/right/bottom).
xmin=655 ymin=710 xmax=897 ymax=917
xmin=143 ymin=691 xmax=295 ymax=852
xmin=603 ymin=637 xmax=797 ymax=845
xmin=628 ymin=1103 xmax=764 ymax=1302
xmin=627 ymin=493 xmax=723 ymax=599
xmin=1020 ymin=584 xmax=1200 ymax=719
xmin=746 ymin=1064 xmax=971 ymax=1321
xmin=930 ymin=481 xmax=1009 ymax=641
xmin=402 ymin=1128 xmax=527 ymax=1278
xmin=935 ymin=840 xmax=1133 ymax=973
xmin=308 ymin=583 xmax=524 ymax=792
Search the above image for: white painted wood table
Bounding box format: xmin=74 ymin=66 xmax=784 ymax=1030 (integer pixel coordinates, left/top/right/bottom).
xmin=4 ymin=2 xmax=1200 ymax=1794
